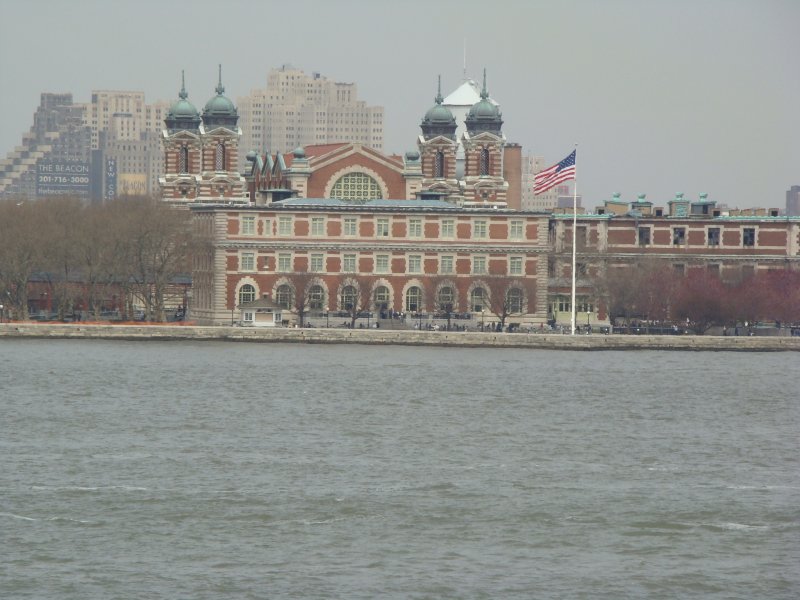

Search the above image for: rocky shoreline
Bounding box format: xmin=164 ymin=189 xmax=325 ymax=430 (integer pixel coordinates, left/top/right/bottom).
xmin=1 ymin=323 xmax=799 ymax=351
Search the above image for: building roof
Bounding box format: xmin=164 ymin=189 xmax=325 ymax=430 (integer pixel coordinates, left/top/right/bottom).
xmin=442 ymin=78 xmax=499 ymax=108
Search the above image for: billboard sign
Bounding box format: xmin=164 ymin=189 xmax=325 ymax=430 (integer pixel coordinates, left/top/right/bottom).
xmin=105 ymin=158 xmax=117 ymax=201
xmin=36 ymin=160 xmax=91 ymax=197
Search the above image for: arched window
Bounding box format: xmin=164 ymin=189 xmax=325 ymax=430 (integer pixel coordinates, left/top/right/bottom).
xmin=435 ymin=151 xmax=445 ymax=178
xmin=276 ymin=284 xmax=293 ymax=309
xmin=330 ymin=172 xmax=382 ymax=203
xmin=480 ymin=148 xmax=490 ymax=176
xmin=373 ymin=285 xmax=389 ymax=310
xmin=470 ymin=287 xmax=487 ymax=312
xmin=308 ymin=284 xmax=325 ymax=310
xmin=405 ymin=286 xmax=422 ymax=312
xmin=437 ymin=286 xmax=455 ymax=312
xmin=215 ymin=143 xmax=225 ymax=171
xmin=340 ymin=285 xmax=357 ymax=311
xmin=506 ymin=288 xmax=523 ymax=314
xmin=238 ymin=284 xmax=256 ymax=305
xmin=179 ymin=146 xmax=189 ymax=174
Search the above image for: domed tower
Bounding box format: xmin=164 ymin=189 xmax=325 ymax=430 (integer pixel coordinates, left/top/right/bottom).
xmin=418 ymin=76 xmax=461 ymax=203
xmin=462 ymin=69 xmax=508 ymax=207
xmin=165 ymin=71 xmax=201 ymax=132
xmin=160 ymin=71 xmax=202 ymax=202
xmin=196 ymin=65 xmax=246 ymax=202
xmin=201 ymin=65 xmax=239 ymax=130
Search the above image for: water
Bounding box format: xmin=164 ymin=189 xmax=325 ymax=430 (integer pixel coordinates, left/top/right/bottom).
xmin=1 ymin=339 xmax=798 ymax=599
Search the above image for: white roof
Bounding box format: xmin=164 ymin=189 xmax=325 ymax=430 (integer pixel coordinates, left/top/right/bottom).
xmin=442 ymin=79 xmax=499 ymax=108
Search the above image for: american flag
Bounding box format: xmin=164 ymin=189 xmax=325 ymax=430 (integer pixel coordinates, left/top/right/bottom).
xmin=533 ymin=150 xmax=576 ymax=195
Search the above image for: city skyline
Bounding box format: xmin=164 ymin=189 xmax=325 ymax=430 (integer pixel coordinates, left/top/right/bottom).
xmin=1 ymin=0 xmax=797 ymax=209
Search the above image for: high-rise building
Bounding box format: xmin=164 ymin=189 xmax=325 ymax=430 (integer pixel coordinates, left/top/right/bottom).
xmin=237 ymin=65 xmax=384 ymax=171
xmin=0 ymin=93 xmax=92 ymax=199
xmin=787 ymin=185 xmax=800 ymax=217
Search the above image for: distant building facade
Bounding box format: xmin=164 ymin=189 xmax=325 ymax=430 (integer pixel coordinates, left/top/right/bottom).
xmin=237 ymin=65 xmax=384 ymax=171
xmin=787 ymin=185 xmax=800 ymax=217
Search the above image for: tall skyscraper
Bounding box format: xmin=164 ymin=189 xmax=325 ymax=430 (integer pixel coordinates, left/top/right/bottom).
xmin=787 ymin=185 xmax=800 ymax=217
xmin=237 ymin=65 xmax=384 ymax=171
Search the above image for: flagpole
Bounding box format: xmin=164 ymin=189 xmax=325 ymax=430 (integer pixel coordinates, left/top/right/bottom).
xmin=571 ymin=144 xmax=578 ymax=335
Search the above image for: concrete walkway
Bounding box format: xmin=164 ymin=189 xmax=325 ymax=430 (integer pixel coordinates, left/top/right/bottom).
xmin=1 ymin=323 xmax=799 ymax=351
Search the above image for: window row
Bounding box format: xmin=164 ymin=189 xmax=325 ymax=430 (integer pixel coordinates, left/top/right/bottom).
xmin=238 ymin=252 xmax=528 ymax=276
xmin=636 ymin=226 xmax=759 ymax=247
xmin=238 ymin=282 xmax=528 ymax=315
xmin=238 ymin=214 xmax=528 ymax=240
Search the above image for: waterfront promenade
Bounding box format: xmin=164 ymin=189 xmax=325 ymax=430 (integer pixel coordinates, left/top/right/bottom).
xmin=1 ymin=322 xmax=798 ymax=351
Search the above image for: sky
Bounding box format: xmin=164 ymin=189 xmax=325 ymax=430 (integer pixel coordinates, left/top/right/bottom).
xmin=1 ymin=0 xmax=797 ymax=209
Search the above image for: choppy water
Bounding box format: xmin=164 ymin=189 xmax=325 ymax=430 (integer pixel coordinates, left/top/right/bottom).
xmin=1 ymin=340 xmax=798 ymax=599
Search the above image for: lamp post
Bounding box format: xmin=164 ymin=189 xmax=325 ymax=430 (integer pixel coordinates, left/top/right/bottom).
xmin=587 ymin=310 xmax=591 ymax=333
xmin=0 ymin=303 xmax=4 ymax=324
xmin=481 ymin=309 xmax=485 ymax=331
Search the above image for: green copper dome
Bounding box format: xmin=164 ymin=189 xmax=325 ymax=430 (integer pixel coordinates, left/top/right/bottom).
xmin=165 ymin=71 xmax=201 ymax=131
xmin=465 ymin=69 xmax=502 ymax=135
xmin=202 ymin=65 xmax=238 ymax=129
xmin=421 ymin=76 xmax=457 ymax=140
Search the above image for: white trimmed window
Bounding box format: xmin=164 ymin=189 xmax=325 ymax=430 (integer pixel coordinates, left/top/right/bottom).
xmin=509 ymin=256 xmax=523 ymax=275
xmin=407 ymin=255 xmax=422 ymax=274
xmin=441 ymin=218 xmax=455 ymax=238
xmin=311 ymin=216 xmax=325 ymax=236
xmin=440 ymin=255 xmax=454 ymax=274
xmin=376 ymin=218 xmax=390 ymax=237
xmin=278 ymin=216 xmax=293 ymax=236
xmin=472 ymin=255 xmax=487 ymax=274
xmin=343 ymin=254 xmax=357 ymax=273
xmin=343 ymin=217 xmax=358 ymax=236
xmin=408 ymin=218 xmax=423 ymax=238
xmin=240 ymin=252 xmax=255 ymax=272
xmin=241 ymin=215 xmax=256 ymax=235
xmin=310 ymin=253 xmax=324 ymax=272
xmin=375 ymin=254 xmax=389 ymax=274
xmin=510 ymin=220 xmax=524 ymax=240
xmin=278 ymin=253 xmax=292 ymax=272
xmin=473 ymin=219 xmax=487 ymax=239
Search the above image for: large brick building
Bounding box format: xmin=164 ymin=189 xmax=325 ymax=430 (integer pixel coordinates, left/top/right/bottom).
xmin=188 ymin=194 xmax=800 ymax=327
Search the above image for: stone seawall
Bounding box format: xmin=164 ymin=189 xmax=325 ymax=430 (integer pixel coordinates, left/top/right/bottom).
xmin=1 ymin=323 xmax=799 ymax=351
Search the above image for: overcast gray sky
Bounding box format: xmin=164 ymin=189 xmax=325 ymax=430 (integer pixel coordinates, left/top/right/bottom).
xmin=1 ymin=0 xmax=797 ymax=209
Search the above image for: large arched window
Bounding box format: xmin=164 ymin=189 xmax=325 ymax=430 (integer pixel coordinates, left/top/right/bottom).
xmin=340 ymin=285 xmax=357 ymax=311
xmin=179 ymin=146 xmax=189 ymax=174
xmin=215 ymin=143 xmax=225 ymax=171
xmin=507 ymin=288 xmax=523 ymax=314
xmin=437 ymin=286 xmax=455 ymax=312
xmin=373 ymin=285 xmax=389 ymax=310
xmin=480 ymin=148 xmax=490 ymax=176
xmin=308 ymin=284 xmax=325 ymax=310
xmin=238 ymin=284 xmax=256 ymax=305
xmin=470 ymin=287 xmax=487 ymax=312
xmin=435 ymin=151 xmax=445 ymax=178
xmin=330 ymin=172 xmax=382 ymax=203
xmin=405 ymin=286 xmax=422 ymax=312
xmin=276 ymin=284 xmax=293 ymax=309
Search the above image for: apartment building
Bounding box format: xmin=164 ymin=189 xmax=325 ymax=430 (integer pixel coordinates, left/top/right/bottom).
xmin=237 ymin=65 xmax=384 ymax=171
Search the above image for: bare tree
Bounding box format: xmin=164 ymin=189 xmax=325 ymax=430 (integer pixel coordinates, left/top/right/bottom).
xmin=0 ymin=199 xmax=43 ymax=320
xmin=338 ymin=275 xmax=373 ymax=328
xmin=485 ymin=276 xmax=533 ymax=330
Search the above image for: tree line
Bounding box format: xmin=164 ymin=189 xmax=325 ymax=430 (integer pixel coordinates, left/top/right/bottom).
xmin=0 ymin=197 xmax=194 ymax=321
xmin=596 ymin=259 xmax=800 ymax=333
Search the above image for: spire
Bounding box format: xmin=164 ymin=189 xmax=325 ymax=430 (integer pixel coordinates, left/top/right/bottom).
xmin=435 ymin=75 xmax=443 ymax=104
xmin=480 ymin=68 xmax=488 ymax=100
xmin=215 ymin=64 xmax=225 ymax=95
xmin=179 ymin=70 xmax=187 ymax=100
